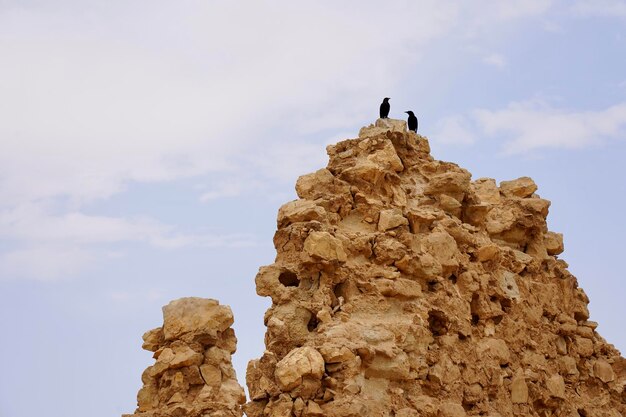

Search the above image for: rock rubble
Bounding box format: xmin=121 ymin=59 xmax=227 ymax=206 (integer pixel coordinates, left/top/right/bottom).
xmin=124 ymin=297 xmax=245 ymax=417
xmin=244 ymin=118 xmax=625 ymax=417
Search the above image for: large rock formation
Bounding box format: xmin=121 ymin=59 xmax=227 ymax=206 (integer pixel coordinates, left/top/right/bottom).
xmin=244 ymin=119 xmax=625 ymax=417
xmin=124 ymin=297 xmax=245 ymax=417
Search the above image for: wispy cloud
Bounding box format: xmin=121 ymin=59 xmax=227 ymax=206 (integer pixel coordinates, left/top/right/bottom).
xmin=570 ymin=0 xmax=626 ymax=19
xmin=0 ymin=1 xmax=561 ymax=280
xmin=0 ymin=204 xmax=257 ymax=281
xmin=475 ymin=100 xmax=626 ymax=154
xmin=433 ymin=115 xmax=477 ymax=145
xmin=483 ymin=53 xmax=507 ymax=68
xmin=435 ymin=99 xmax=626 ymax=154
xmin=0 ymin=246 xmax=97 ymax=281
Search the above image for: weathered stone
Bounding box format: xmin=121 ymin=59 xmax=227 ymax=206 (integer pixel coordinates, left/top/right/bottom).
xmin=359 ymin=118 xmax=408 ymax=138
xmin=162 ymin=297 xmax=233 ymax=343
xmin=439 ymin=402 xmax=467 ymax=417
xmin=277 ymin=199 xmax=326 ymax=228
xmin=472 ymin=178 xmax=501 ymax=204
xmin=124 ymin=298 xmax=244 ymax=417
xmin=274 ymin=346 xmax=325 ymax=391
xmin=593 ymin=360 xmax=615 ymax=383
xmin=511 ymin=371 xmax=529 ymax=404
xmin=544 ymin=231 xmax=564 ymax=255
xmin=226 ymin=122 xmax=625 ymax=417
xmin=378 ymin=208 xmax=409 ymax=231
xmin=477 ymin=338 xmax=511 ymax=365
xmin=366 ymin=351 xmax=411 ymax=380
xmin=319 ymin=345 xmax=355 ymax=364
xmin=500 ymin=176 xmax=537 ymax=198
xmin=422 ymin=230 xmax=459 ymax=275
xmin=367 ymin=139 xmax=404 ymax=172
xmin=476 ymin=244 xmax=500 ymax=261
xmin=425 ymin=171 xmax=471 ymax=202
xmin=546 ymin=374 xmax=566 ymax=398
xmin=141 ymin=327 xmax=163 ymax=352
xmin=303 ymin=231 xmax=347 ymax=262
xmin=498 ymin=271 xmax=520 ymax=300
xmin=375 ymin=277 xmax=422 ymax=299
xmin=115 ymin=115 xmax=626 ymax=417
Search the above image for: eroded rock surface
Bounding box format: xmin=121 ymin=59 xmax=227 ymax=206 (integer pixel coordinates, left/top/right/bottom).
xmin=245 ymin=118 xmax=626 ymax=417
xmin=124 ymin=297 xmax=245 ymax=417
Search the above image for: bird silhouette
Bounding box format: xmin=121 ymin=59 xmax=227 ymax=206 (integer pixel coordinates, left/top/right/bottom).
xmin=405 ymin=111 xmax=418 ymax=132
xmin=379 ymin=97 xmax=390 ymax=119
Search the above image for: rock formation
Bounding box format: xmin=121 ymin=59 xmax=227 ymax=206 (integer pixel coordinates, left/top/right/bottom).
xmin=124 ymin=297 xmax=245 ymax=417
xmin=244 ymin=119 xmax=626 ymax=417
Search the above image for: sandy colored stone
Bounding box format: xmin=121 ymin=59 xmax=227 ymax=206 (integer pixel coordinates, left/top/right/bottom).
xmin=378 ymin=208 xmax=409 ymax=231
xmin=546 ymin=374 xmax=566 ymax=398
xmin=162 ymin=297 xmax=234 ymax=342
xmin=124 ymin=298 xmax=244 ymax=417
xmin=511 ymin=371 xmax=529 ymax=403
xmin=303 ymin=231 xmax=347 ymax=262
xmin=500 ymin=176 xmax=537 ymax=198
xmin=277 ymin=199 xmax=326 ymax=228
xmin=358 ymin=117 xmax=408 ymax=138
xmin=544 ymin=231 xmax=564 ymax=255
xmin=274 ymin=346 xmax=325 ymax=391
xmin=593 ymin=359 xmax=615 ymax=383
xmin=439 ymin=402 xmax=467 ymax=417
xmin=472 ymin=178 xmax=501 ymax=204
xmin=141 ymin=327 xmax=163 ymax=352
xmin=243 ymin=123 xmax=625 ymax=417
xmin=125 ymin=120 xmax=626 ymax=417
xmin=366 ymin=138 xmax=404 ymax=172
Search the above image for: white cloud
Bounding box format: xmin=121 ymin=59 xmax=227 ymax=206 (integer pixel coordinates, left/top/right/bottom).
xmin=0 ymin=1 xmax=557 ymax=207
xmin=436 ymin=99 xmax=626 ymax=154
xmin=0 ymin=246 xmax=97 ymax=281
xmin=474 ymin=100 xmax=626 ymax=154
xmin=483 ymin=53 xmax=507 ymax=68
xmin=0 ymin=204 xmax=255 ymax=248
xmin=0 ymin=204 xmax=257 ymax=280
xmin=433 ymin=115 xmax=477 ymax=145
xmin=461 ymin=0 xmax=554 ymax=36
xmin=0 ymin=1 xmax=560 ymax=279
xmin=570 ymin=0 xmax=626 ymax=18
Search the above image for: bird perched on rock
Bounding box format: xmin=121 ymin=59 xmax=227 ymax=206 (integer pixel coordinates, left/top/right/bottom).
xmin=405 ymin=111 xmax=418 ymax=132
xmin=379 ymin=97 xmax=390 ymax=119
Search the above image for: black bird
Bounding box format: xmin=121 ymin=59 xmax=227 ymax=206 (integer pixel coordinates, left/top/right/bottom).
xmin=405 ymin=111 xmax=418 ymax=132
xmin=379 ymin=97 xmax=390 ymax=119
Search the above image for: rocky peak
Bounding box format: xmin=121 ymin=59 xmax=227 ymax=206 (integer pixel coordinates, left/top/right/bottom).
xmin=245 ymin=118 xmax=625 ymax=417
xmin=124 ymin=118 xmax=625 ymax=417
xmin=124 ymin=298 xmax=245 ymax=417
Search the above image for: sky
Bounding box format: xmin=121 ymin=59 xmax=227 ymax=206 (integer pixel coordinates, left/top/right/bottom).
xmin=0 ymin=1 xmax=625 ymax=416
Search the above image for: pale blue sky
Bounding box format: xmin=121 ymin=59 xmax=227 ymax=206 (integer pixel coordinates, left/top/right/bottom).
xmin=1 ymin=2 xmax=625 ymax=416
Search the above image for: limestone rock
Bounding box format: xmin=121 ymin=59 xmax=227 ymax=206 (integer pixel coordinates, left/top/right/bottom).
xmin=378 ymin=208 xmax=409 ymax=231
xmin=546 ymin=374 xmax=566 ymax=398
xmin=244 ymin=123 xmax=625 ymax=417
xmin=358 ymin=117 xmax=407 ymax=138
xmin=162 ymin=297 xmax=233 ymax=343
xmin=123 ymin=298 xmax=245 ymax=417
xmin=594 ymin=359 xmax=615 ymax=383
xmin=544 ymin=231 xmax=564 ymax=255
xmin=499 ymin=176 xmax=537 ymax=198
xmin=120 ymin=120 xmax=626 ymax=417
xmin=511 ymin=371 xmax=529 ymax=404
xmin=303 ymin=231 xmax=347 ymax=263
xmin=277 ymin=199 xmax=326 ymax=228
xmin=274 ymin=346 xmax=325 ymax=391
